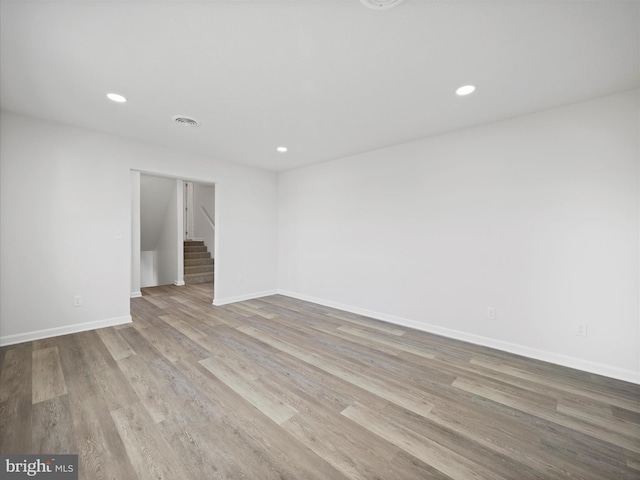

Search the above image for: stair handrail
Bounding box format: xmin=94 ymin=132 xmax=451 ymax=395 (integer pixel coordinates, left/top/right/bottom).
xmin=201 ymin=206 xmax=215 ymax=232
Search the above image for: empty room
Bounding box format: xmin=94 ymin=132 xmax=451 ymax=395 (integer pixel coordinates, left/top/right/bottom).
xmin=1 ymin=1 xmax=639 ymax=479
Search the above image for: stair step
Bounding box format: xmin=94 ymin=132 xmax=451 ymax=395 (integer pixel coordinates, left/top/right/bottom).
xmin=184 ymin=258 xmax=214 ymax=267
xmin=184 ymin=240 xmax=204 ymax=247
xmin=184 ymin=272 xmax=214 ymax=284
xmin=185 ymin=265 xmax=214 ymax=274
xmin=184 ymin=252 xmax=211 ymax=259
xmin=184 ymin=245 xmax=207 ymax=253
xmin=183 ymin=241 xmax=213 ymax=282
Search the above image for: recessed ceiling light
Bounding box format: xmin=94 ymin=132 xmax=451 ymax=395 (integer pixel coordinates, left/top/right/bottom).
xmin=277 ymin=146 xmax=288 ymax=153
xmin=456 ymin=85 xmax=476 ymax=96
xmin=106 ymin=93 xmax=127 ymax=103
xmin=360 ymin=0 xmax=405 ymax=10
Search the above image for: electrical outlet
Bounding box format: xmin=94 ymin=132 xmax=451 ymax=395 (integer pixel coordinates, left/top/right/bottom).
xmin=576 ymin=322 xmax=587 ymax=337
xmin=487 ymin=307 xmax=496 ymax=320
xmin=73 ymin=295 xmax=83 ymax=307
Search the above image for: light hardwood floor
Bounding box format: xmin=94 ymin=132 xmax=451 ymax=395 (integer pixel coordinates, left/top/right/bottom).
xmin=1 ymin=284 xmax=639 ymax=479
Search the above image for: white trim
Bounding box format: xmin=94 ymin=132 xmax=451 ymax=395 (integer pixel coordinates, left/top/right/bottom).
xmin=213 ymin=290 xmax=279 ymax=306
xmin=0 ymin=315 xmax=132 ymax=347
xmin=278 ymin=290 xmax=640 ymax=385
xmin=191 ymin=237 xmax=204 ymax=241
xmin=184 ymin=181 xmax=194 ymax=240
xmin=130 ymin=170 xmax=141 ymax=298
xmin=176 ymin=180 xmax=185 ymax=286
xmin=212 ymin=184 xmax=219 ymax=305
xmin=130 ymin=291 xmax=142 ymax=298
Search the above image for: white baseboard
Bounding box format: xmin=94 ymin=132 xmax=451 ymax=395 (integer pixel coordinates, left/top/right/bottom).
xmin=130 ymin=291 xmax=142 ymax=298
xmin=278 ymin=290 xmax=640 ymax=385
xmin=213 ymin=289 xmax=279 ymax=306
xmin=174 ymin=280 xmax=186 ymax=286
xmin=0 ymin=315 xmax=132 ymax=347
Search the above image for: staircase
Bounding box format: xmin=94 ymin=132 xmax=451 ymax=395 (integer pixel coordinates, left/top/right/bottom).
xmin=184 ymin=240 xmax=214 ymax=284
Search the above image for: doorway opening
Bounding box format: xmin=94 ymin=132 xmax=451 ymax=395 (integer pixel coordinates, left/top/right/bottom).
xmin=131 ymin=171 xmax=216 ymax=304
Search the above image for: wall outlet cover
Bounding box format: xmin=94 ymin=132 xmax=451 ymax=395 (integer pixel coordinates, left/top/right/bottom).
xmin=576 ymin=322 xmax=588 ymax=337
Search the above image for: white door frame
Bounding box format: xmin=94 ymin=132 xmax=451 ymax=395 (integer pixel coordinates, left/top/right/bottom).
xmin=130 ymin=170 xmax=142 ymax=298
xmin=184 ymin=181 xmax=194 ymax=240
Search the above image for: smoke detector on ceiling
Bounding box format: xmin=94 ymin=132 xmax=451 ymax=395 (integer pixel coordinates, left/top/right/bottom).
xmin=172 ymin=115 xmax=199 ymax=127
xmin=360 ymin=0 xmax=405 ymax=10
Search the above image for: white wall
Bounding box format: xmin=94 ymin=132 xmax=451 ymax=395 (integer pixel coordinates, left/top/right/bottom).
xmin=0 ymin=111 xmax=279 ymax=345
xmin=140 ymin=174 xmax=175 ymax=251
xmin=278 ymin=90 xmax=640 ymax=383
xmin=140 ymin=250 xmax=157 ymax=288
xmin=193 ymin=182 xmax=216 ymax=258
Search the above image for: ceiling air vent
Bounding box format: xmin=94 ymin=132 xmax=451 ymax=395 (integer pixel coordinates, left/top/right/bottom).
xmin=360 ymin=0 xmax=405 ymax=10
xmin=172 ymin=115 xmax=199 ymax=127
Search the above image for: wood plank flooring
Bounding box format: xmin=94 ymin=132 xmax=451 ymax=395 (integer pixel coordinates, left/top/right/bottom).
xmin=1 ymin=283 xmax=639 ymax=479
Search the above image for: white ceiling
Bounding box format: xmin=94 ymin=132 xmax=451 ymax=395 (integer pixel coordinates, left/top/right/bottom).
xmin=1 ymin=0 xmax=638 ymax=172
